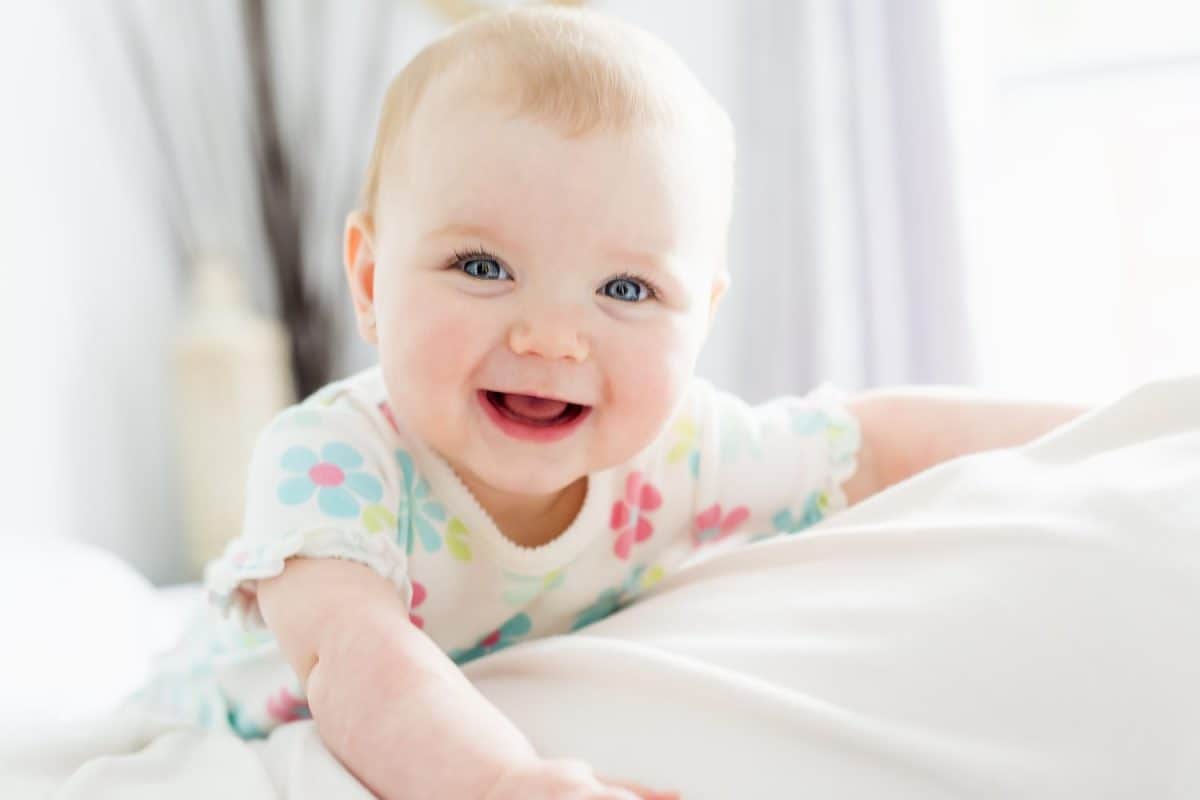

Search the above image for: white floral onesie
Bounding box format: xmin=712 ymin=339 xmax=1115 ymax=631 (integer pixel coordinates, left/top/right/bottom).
xmin=127 ymin=366 xmax=860 ymax=738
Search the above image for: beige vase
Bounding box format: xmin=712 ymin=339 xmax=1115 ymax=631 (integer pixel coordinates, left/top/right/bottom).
xmin=171 ymin=259 xmax=295 ymax=580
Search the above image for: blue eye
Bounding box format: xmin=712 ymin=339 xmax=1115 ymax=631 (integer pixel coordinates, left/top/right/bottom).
xmin=601 ymin=275 xmax=655 ymax=303
xmin=457 ymin=253 xmax=509 ymax=281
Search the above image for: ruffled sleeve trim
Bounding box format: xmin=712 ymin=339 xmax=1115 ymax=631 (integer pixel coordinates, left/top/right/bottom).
xmin=802 ymin=382 xmax=864 ymax=519
xmin=203 ymin=527 xmax=408 ymax=629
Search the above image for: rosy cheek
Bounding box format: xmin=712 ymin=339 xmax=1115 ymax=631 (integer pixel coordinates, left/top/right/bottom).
xmin=398 ymin=291 xmax=491 ymax=389
xmin=605 ymin=322 xmax=690 ymax=433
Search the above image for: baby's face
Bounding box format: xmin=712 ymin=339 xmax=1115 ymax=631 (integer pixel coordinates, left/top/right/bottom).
xmin=351 ymin=87 xmax=729 ymax=500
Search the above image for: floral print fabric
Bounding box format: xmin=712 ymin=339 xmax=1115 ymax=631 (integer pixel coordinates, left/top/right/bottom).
xmin=130 ymin=367 xmax=860 ymax=739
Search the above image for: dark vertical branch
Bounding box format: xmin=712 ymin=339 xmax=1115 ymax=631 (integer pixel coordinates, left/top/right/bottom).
xmin=243 ymin=0 xmax=331 ymax=399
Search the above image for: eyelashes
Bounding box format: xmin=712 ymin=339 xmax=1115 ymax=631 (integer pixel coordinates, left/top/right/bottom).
xmin=605 ymin=272 xmax=661 ymax=303
xmin=447 ymin=247 xmax=663 ymax=302
xmin=453 ymin=248 xmax=510 ymax=281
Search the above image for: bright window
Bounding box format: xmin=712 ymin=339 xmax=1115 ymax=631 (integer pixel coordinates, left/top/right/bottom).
xmin=939 ymin=0 xmax=1200 ymax=402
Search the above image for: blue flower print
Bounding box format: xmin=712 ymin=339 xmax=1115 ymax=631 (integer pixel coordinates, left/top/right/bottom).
xmin=228 ymin=707 xmax=266 ymax=740
xmin=572 ymin=587 xmax=622 ymax=631
xmin=796 ymin=490 xmax=829 ymax=528
xmin=450 ymin=613 xmax=533 ymax=665
xmin=790 ymin=408 xmax=859 ymax=463
xmin=789 ymin=408 xmax=833 ymax=436
xmin=396 ymin=449 xmax=445 ymax=554
xmin=276 ymin=442 xmax=382 ymax=518
xmin=571 ymin=564 xmax=664 ymax=631
xmin=755 ymin=490 xmax=828 ymax=541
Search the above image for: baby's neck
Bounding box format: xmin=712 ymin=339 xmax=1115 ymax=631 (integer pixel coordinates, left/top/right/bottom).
xmin=464 ymin=474 xmax=588 ymax=550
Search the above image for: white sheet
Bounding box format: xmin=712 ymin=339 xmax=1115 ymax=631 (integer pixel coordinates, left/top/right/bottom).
xmin=3 ymin=375 xmax=1198 ymax=799
xmin=0 ymin=537 xmax=191 ymax=737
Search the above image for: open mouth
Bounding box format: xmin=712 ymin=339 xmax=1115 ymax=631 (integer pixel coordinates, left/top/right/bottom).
xmin=483 ymin=390 xmax=588 ymax=427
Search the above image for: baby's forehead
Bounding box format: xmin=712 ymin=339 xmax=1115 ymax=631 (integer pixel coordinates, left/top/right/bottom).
xmin=389 ymin=73 xmax=728 ymax=206
xmin=385 ymin=103 xmax=726 ymax=248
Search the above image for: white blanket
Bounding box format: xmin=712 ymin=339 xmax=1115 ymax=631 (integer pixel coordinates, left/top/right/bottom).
xmin=3 ymin=376 xmax=1198 ymax=799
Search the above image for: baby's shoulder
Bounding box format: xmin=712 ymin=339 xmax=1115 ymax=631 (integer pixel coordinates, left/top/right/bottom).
xmin=647 ymin=375 xmax=738 ymax=445
xmin=257 ymin=365 xmax=412 ymax=455
xmin=626 ymin=377 xmax=715 ymax=474
xmin=642 ymin=376 xmax=859 ymax=469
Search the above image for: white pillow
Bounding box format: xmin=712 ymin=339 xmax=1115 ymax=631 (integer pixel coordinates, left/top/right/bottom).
xmin=0 ymin=538 xmax=166 ymax=733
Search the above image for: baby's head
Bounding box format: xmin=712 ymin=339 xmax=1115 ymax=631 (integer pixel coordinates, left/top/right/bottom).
xmin=344 ymin=6 xmax=735 ymax=503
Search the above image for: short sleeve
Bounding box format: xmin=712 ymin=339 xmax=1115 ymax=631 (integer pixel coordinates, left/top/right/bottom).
xmin=203 ymin=396 xmax=409 ymax=629
xmin=687 ymin=379 xmax=862 ymax=552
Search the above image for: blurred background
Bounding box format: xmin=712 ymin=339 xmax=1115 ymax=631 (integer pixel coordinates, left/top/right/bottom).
xmin=0 ymin=0 xmax=1196 ymax=586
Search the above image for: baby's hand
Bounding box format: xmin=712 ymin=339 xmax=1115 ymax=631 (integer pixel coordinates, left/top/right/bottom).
xmin=484 ymin=758 xmax=680 ymax=800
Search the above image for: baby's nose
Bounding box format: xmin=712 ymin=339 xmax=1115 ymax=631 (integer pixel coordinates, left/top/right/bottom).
xmin=507 ymin=314 xmax=589 ymax=362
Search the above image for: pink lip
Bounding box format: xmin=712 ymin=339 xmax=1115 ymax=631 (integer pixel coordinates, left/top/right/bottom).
xmin=477 ymin=390 xmax=592 ymax=443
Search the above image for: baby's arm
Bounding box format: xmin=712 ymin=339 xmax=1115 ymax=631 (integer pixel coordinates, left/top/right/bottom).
xmin=257 ymin=558 xmax=669 ymax=800
xmin=844 ymin=388 xmax=1088 ymax=504
xmin=258 ymin=557 xmax=534 ymax=797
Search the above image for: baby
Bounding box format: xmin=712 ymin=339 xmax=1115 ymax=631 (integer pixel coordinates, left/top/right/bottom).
xmin=131 ymin=7 xmax=1083 ymax=799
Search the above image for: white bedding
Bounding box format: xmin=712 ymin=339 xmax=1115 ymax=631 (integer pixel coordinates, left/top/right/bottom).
xmin=2 ymin=376 xmax=1198 ymax=799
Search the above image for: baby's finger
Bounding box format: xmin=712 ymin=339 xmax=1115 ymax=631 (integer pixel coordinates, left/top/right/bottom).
xmin=598 ymin=776 xmax=680 ymax=800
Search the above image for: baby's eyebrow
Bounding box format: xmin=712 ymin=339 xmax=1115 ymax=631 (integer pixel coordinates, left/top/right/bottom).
xmin=604 ymin=245 xmax=665 ymax=274
xmin=425 ymin=221 xmax=519 ymax=253
xmin=603 ymin=246 xmax=686 ymax=292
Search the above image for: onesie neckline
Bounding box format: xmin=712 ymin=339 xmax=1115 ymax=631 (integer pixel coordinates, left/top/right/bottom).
xmin=412 ymin=438 xmax=615 ymax=575
xmin=363 ymin=371 xmax=615 ymax=576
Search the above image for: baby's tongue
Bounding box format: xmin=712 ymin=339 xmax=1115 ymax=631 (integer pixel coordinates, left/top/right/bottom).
xmin=501 ymin=393 xmax=569 ymax=421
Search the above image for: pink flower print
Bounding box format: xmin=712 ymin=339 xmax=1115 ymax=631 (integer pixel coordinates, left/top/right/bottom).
xmin=610 ymin=471 xmax=663 ymax=559
xmin=265 ymin=686 xmax=311 ymax=724
xmin=449 ymin=613 xmax=532 ymax=665
xmin=378 ymin=401 xmax=400 ymax=434
xmin=693 ymin=503 xmax=750 ymax=547
xmin=409 ymin=580 xmax=427 ymax=629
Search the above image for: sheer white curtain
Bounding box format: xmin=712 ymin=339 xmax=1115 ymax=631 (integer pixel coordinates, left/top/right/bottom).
xmin=0 ymin=2 xmax=443 ymax=583
xmin=258 ymin=0 xmax=441 ymax=377
xmin=0 ymin=2 xmax=263 ymax=582
xmin=1 ymin=2 xmax=186 ymax=578
xmin=694 ymin=0 xmax=972 ymax=400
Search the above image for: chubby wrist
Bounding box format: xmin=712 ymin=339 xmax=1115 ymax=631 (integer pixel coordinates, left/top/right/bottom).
xmin=482 ymin=758 xmax=606 ymax=800
xmin=310 ymin=617 xmax=538 ymax=800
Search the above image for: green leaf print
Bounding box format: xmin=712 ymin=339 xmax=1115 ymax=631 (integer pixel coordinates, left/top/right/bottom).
xmin=502 ymin=569 xmax=565 ymax=607
xmin=361 ymin=503 xmax=396 ymax=534
xmin=446 ymin=517 xmax=472 ymax=561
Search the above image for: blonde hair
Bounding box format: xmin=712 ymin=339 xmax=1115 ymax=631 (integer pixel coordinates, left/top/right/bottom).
xmin=357 ymin=5 xmax=735 ymax=219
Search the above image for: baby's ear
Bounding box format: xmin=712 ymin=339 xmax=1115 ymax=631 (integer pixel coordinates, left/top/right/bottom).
xmin=343 ymin=210 xmax=378 ymax=344
xmin=708 ymin=269 xmax=730 ymax=326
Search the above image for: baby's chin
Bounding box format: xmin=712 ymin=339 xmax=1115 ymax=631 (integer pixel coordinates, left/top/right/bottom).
xmin=483 ymin=470 xmax=585 ymax=499
xmin=458 ymin=443 xmax=632 ymax=501
xmin=441 ymin=460 xmax=586 ymax=528
xmin=464 ymin=448 xmax=593 ymax=494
